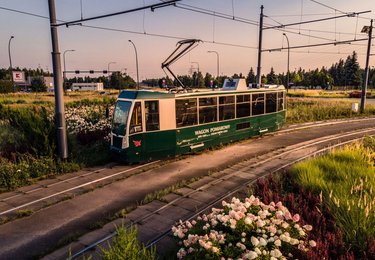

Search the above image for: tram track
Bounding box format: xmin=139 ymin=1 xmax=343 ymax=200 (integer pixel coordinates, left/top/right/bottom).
xmin=1 ymin=117 xmax=373 ymax=219
xmin=65 ymin=125 xmax=375 ymax=259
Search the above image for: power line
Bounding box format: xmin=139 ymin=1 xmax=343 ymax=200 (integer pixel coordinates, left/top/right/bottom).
xmin=263 ymin=10 xmax=371 ymax=30
xmin=0 ymin=5 xmax=257 ymax=50
xmin=263 ymin=37 xmax=369 ymax=52
xmin=309 ymin=0 xmax=347 ymax=14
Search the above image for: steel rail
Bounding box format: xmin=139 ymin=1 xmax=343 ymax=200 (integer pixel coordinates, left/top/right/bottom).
xmin=69 ymin=126 xmax=375 ymax=258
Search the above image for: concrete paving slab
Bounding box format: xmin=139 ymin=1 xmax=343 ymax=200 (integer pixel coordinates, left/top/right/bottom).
xmin=161 ymin=193 xmax=181 ymax=203
xmin=202 ymin=179 xmax=241 ymax=197
xmin=157 ymin=204 xmax=192 ymax=222
xmin=175 ymin=187 xmax=195 ymax=196
xmin=232 ymin=170 xmax=258 ymax=180
xmin=139 ymin=214 xmax=175 ymax=233
xmin=136 ymin=223 xmax=164 ymax=244
xmin=187 ymin=176 xmax=215 ymax=189
xmin=155 ymin=235 xmax=176 ymax=256
xmin=125 ymin=208 xmax=151 ymax=223
xmin=138 ymin=200 xmax=168 ymax=213
xmin=188 ymin=190 xmax=217 ymax=203
xmin=169 ymin=197 xmax=203 ymax=214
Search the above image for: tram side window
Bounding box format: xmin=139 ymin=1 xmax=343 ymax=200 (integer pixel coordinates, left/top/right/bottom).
xmin=145 ymin=101 xmax=160 ymax=131
xmin=236 ymin=94 xmax=250 ymax=118
xmin=252 ymin=93 xmax=264 ymax=115
xmin=266 ymin=93 xmax=277 ymax=113
xmin=219 ymin=96 xmax=235 ymax=121
xmin=176 ymin=99 xmax=198 ymax=127
xmin=199 ymin=97 xmax=218 ymax=124
xmin=130 ymin=102 xmax=143 ymax=134
xmin=277 ymin=92 xmax=285 ymax=111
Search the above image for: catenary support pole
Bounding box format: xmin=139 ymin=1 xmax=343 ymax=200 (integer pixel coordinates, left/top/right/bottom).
xmin=256 ymin=5 xmax=264 ymax=85
xmin=360 ymin=19 xmax=373 ymax=113
xmin=48 ymin=0 xmax=68 ymax=159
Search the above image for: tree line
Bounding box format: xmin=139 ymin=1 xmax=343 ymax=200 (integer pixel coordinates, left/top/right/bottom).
xmin=0 ymin=51 xmax=374 ymax=92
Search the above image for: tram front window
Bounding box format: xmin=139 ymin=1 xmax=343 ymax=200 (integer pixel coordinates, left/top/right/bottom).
xmin=112 ymin=101 xmax=132 ymax=136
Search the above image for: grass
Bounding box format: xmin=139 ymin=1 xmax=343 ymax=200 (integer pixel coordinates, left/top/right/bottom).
xmin=286 ymin=98 xmax=375 ymax=123
xmin=100 ymin=224 xmax=156 ymax=260
xmin=290 ymin=139 xmax=375 ymax=255
xmin=0 ymin=90 xmax=119 ymax=108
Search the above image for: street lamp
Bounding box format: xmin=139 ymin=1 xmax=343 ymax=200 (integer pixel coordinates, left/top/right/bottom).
xmin=8 ymin=36 xmax=14 ymax=92
xmin=63 ymin=49 xmax=75 ymax=90
xmin=107 ymin=61 xmax=116 ymax=88
xmin=128 ymin=40 xmax=139 ymax=90
xmin=283 ymin=33 xmax=290 ymax=92
xmin=207 ymin=51 xmax=219 ymax=78
xmin=191 ymin=61 xmax=200 ymax=87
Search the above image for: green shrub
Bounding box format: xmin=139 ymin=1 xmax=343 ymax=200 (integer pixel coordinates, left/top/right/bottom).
xmin=100 ymin=225 xmax=156 ymax=260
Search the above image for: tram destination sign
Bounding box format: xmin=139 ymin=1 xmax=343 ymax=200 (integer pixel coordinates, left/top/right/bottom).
xmin=194 ymin=125 xmax=231 ymax=139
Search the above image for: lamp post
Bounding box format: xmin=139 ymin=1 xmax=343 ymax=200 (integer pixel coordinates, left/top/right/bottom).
xmin=207 ymin=50 xmax=219 ymax=78
xmin=63 ymin=49 xmax=75 ymax=90
xmin=191 ymin=61 xmax=200 ymax=87
xmin=8 ymin=36 xmax=14 ymax=92
xmin=107 ymin=61 xmax=116 ymax=88
xmin=283 ymin=33 xmax=290 ymax=92
xmin=360 ymin=19 xmax=373 ymax=113
xmin=128 ymin=40 xmax=139 ymax=90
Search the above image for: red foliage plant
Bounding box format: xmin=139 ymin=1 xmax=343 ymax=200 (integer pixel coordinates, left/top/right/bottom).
xmin=252 ymin=172 xmax=355 ymax=260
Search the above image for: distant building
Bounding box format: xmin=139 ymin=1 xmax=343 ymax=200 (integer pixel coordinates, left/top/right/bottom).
xmin=71 ymin=82 xmax=104 ymax=91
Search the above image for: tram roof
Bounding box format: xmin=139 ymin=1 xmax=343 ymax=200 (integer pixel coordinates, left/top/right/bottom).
xmin=118 ymin=86 xmax=285 ymax=100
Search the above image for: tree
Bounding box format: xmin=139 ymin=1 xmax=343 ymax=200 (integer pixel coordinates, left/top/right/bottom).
xmin=266 ymin=67 xmax=279 ymax=84
xmin=204 ymin=72 xmax=213 ymax=88
xmin=344 ymin=51 xmax=362 ymax=88
xmin=30 ymin=77 xmax=47 ymax=92
xmin=246 ymin=67 xmax=256 ymax=85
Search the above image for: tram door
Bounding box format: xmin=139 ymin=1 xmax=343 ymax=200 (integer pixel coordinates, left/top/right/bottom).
xmin=129 ymin=101 xmax=144 ymax=161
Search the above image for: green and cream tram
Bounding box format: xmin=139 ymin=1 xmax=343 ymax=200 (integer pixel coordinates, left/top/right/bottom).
xmin=111 ymin=78 xmax=286 ymax=163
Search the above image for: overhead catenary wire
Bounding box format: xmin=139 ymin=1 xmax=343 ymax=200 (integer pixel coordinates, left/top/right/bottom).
xmin=0 ymin=5 xmax=257 ymax=50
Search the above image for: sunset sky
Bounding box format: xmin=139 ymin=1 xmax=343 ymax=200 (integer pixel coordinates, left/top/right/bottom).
xmin=0 ymin=0 xmax=374 ymax=80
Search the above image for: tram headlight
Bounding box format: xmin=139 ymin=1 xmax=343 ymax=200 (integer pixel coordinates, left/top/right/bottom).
xmin=122 ymin=138 xmax=128 ymax=149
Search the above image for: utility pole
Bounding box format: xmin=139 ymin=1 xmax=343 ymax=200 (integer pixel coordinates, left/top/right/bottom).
xmin=48 ymin=0 xmax=68 ymax=160
xmin=256 ymin=5 xmax=264 ymax=86
xmin=360 ymin=19 xmax=373 ymax=113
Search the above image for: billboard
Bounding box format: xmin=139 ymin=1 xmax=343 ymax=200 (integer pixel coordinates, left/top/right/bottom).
xmin=13 ymin=71 xmax=26 ymax=83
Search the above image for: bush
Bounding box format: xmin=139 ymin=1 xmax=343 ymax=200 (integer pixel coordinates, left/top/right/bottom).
xmin=0 ymin=105 xmax=56 ymax=159
xmin=0 ymin=80 xmax=13 ymax=93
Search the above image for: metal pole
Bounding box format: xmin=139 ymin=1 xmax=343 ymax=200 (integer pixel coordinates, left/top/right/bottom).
xmin=208 ymin=51 xmax=219 ymax=78
xmin=63 ymin=49 xmax=75 ymax=91
xmin=8 ymin=36 xmax=14 ymax=92
xmin=256 ymin=5 xmax=264 ymax=85
xmin=48 ymin=0 xmax=68 ymax=160
xmin=107 ymin=61 xmax=116 ymax=88
xmin=128 ymin=40 xmax=139 ymax=90
xmin=283 ymin=33 xmax=290 ymax=92
xmin=360 ymin=19 xmax=373 ymax=113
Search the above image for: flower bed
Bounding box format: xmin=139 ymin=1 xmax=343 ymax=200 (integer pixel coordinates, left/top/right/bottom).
xmin=172 ymin=196 xmax=316 ymax=259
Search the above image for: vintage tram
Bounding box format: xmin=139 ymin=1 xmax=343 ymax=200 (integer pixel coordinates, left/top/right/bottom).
xmin=110 ymin=78 xmax=286 ymax=163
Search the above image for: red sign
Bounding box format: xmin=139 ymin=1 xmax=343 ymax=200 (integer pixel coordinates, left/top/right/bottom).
xmin=13 ymin=71 xmax=25 ymax=83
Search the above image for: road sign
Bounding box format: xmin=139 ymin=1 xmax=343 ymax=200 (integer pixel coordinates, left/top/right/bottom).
xmin=13 ymin=71 xmax=25 ymax=83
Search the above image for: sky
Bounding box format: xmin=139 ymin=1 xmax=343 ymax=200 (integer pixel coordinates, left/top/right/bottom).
xmin=0 ymin=0 xmax=374 ymax=80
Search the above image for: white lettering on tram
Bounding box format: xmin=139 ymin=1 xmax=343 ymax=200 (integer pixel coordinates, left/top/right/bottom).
xmin=194 ymin=125 xmax=231 ymax=138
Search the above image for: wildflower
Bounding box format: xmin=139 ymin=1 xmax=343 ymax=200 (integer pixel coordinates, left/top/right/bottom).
xmin=274 ymin=239 xmax=281 ymax=247
xmin=270 ymin=249 xmax=282 ymax=258
xmin=246 ymin=251 xmax=258 ymax=259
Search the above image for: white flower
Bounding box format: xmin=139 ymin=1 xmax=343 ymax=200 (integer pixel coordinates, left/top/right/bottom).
xmin=246 ymin=251 xmax=258 ymax=259
xmin=309 ymin=240 xmax=317 ymax=247
xmin=259 ymin=237 xmax=267 ymax=246
xmin=274 ymin=239 xmax=281 ymax=247
xmin=251 ymin=236 xmax=259 ymax=247
xmin=270 ymin=249 xmax=282 ymax=258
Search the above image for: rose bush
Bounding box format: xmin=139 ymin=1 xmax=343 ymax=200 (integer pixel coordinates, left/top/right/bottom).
xmin=172 ymin=196 xmax=316 ymax=259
